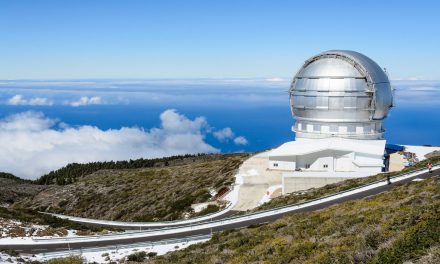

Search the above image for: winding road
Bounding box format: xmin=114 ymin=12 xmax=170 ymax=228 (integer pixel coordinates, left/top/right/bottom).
xmin=2 ymin=167 xmax=438 ymax=254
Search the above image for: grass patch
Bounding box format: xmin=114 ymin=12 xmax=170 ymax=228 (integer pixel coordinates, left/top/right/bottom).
xmin=46 ymin=256 xmax=84 ymax=264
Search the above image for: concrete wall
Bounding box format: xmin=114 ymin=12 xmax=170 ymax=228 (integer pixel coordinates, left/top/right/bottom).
xmin=283 ymin=176 xmax=355 ymax=194
xmin=354 ymin=153 xmax=383 ymax=165
xmin=353 ymin=164 xmax=383 ymax=173
xmin=335 ymin=152 xmax=353 ymax=171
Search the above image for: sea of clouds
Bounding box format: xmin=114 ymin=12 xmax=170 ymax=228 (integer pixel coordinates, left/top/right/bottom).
xmin=0 ymin=109 xmax=249 ymax=179
xmin=0 ymin=78 xmax=438 ymax=179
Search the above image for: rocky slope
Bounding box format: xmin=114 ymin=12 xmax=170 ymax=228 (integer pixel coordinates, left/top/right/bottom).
xmin=0 ymin=174 xmax=47 ymax=207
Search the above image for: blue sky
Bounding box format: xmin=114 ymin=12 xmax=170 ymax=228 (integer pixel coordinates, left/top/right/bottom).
xmin=1 ymin=0 xmax=440 ymax=79
xmin=0 ymin=1 xmax=439 ymax=179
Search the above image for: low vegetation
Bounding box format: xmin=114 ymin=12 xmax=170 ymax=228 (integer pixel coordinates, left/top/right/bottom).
xmin=195 ymin=204 xmax=221 ymax=217
xmin=151 ymin=174 xmax=440 ymax=263
xmin=35 ymin=153 xmax=232 ymax=185
xmin=0 ymin=172 xmax=32 ymax=183
xmin=425 ymin=150 xmax=440 ymax=159
xmin=45 ymin=256 xmax=84 ymax=264
xmin=16 ymin=153 xmax=249 ymax=221
xmin=126 ymin=251 xmax=148 ymax=262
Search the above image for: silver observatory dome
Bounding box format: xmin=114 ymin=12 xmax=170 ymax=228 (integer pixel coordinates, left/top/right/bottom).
xmin=289 ymin=50 xmax=394 ymax=140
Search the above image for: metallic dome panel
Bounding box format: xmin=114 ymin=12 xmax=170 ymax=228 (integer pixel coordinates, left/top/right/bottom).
xmin=298 ymin=58 xmax=363 ymax=78
xmin=289 ymin=50 xmax=393 ymax=140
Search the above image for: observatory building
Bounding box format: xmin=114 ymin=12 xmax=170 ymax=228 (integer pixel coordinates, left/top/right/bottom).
xmin=268 ymin=50 xmax=394 ymax=193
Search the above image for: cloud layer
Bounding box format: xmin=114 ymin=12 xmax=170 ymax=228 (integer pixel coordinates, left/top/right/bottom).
xmin=67 ymin=96 xmax=103 ymax=106
xmin=0 ymin=110 xmax=221 ymax=179
xmin=2 ymin=79 xmax=439 ymax=108
xmin=7 ymin=95 xmax=53 ymax=106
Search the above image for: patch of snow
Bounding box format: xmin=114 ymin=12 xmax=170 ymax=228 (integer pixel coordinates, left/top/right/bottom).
xmin=222 ymin=173 xmax=243 ymax=207
xmin=0 ymin=252 xmax=19 ymax=263
xmin=209 ymin=188 xmax=217 ymax=197
xmin=66 ymin=229 xmax=78 ymax=237
xmin=191 ymin=202 xmax=217 ymax=213
xmin=0 ymin=236 xmax=37 ymax=244
xmin=34 ymin=237 xmax=209 ymax=263
xmin=246 ymin=168 xmax=259 ymax=176
xmin=257 ymin=185 xmax=282 ymax=205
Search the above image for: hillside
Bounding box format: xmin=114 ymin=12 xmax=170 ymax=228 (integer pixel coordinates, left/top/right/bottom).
xmin=35 ymin=153 xmax=230 ymax=185
xmin=15 ymin=153 xmax=249 ymax=221
xmin=0 ymin=174 xmax=47 ymax=206
xmin=0 ymin=174 xmax=116 ymax=235
xmin=150 ymin=175 xmax=440 ymax=263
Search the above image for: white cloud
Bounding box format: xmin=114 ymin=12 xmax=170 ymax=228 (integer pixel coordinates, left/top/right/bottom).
xmin=68 ymin=96 xmax=103 ymax=107
xmin=29 ymin=97 xmax=53 ymax=105
xmin=0 ymin=110 xmax=219 ymax=179
xmin=408 ymin=87 xmax=438 ymax=91
xmin=233 ymin=136 xmax=248 ymax=146
xmin=7 ymin=95 xmax=53 ymax=106
xmin=213 ymin=127 xmax=249 ymax=146
xmin=7 ymin=95 xmax=25 ymax=105
xmin=213 ymin=127 xmax=234 ymax=142
xmin=265 ymin=77 xmax=286 ymax=82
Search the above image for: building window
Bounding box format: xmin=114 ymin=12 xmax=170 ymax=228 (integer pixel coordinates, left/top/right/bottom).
xmin=273 ymin=163 xmax=278 ymax=167
xmin=323 ymin=164 xmax=328 ymax=168
xmin=347 ymin=125 xmax=356 ymax=133
xmin=305 ymin=164 xmax=310 ymax=169
xmin=330 ymin=124 xmax=338 ymax=132
xmin=313 ymin=124 xmax=321 ymax=132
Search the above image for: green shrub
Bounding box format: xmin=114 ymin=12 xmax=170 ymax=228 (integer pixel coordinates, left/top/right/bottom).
xmin=0 ymin=248 xmax=19 ymax=257
xmin=147 ymin=252 xmax=158 ymax=258
xmin=370 ymin=212 xmax=440 ymax=263
xmin=126 ymin=251 xmax=147 ymax=262
xmin=46 ymin=255 xmax=84 ymax=264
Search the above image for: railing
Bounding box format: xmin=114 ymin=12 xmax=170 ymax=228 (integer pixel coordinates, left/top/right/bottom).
xmin=39 ymin=234 xmax=211 ymax=259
